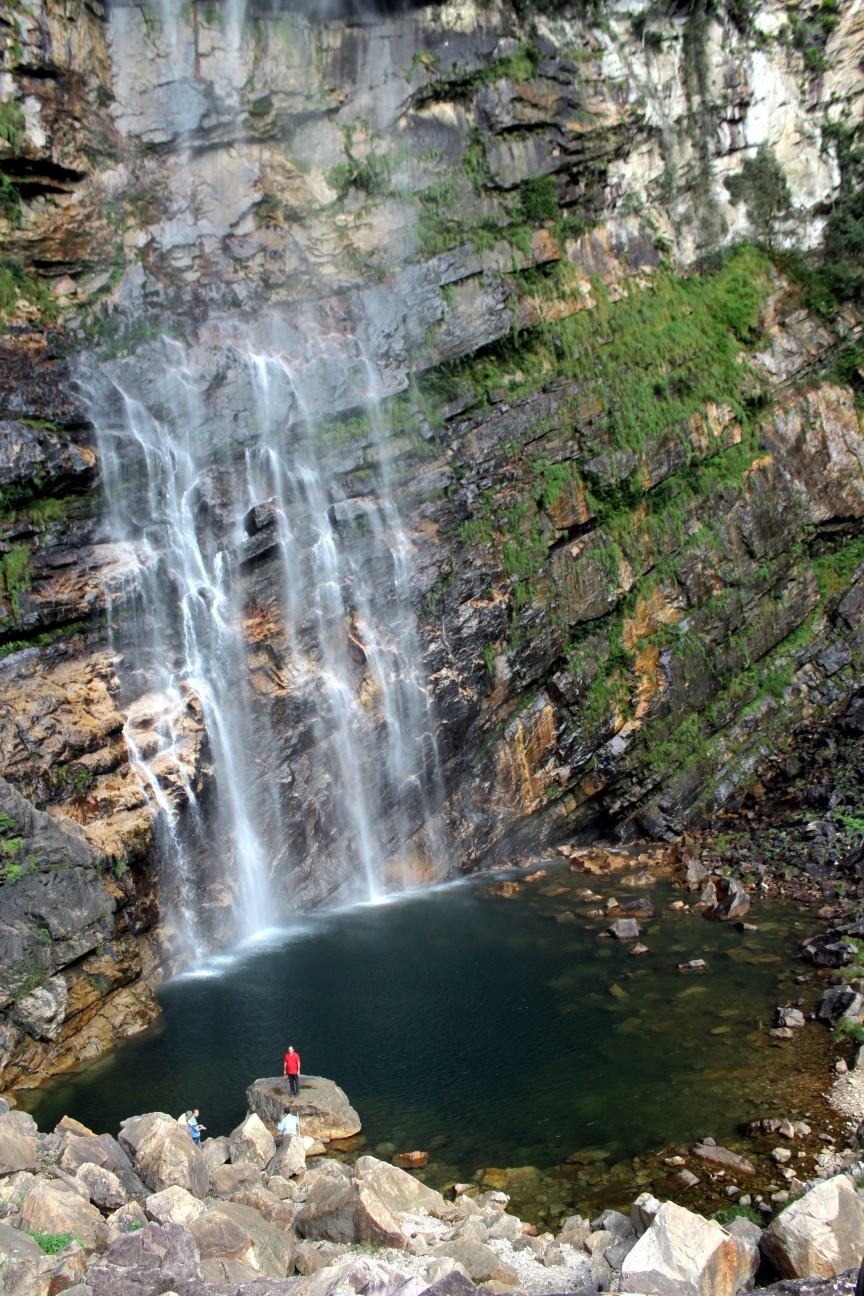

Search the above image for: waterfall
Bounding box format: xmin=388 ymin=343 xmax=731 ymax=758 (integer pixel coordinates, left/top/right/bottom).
xmin=81 ymin=308 xmax=448 ymax=955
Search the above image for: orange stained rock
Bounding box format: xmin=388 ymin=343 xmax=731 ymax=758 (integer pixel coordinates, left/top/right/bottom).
xmin=495 ymin=698 xmax=558 ymax=814
xmin=632 ymin=642 xmax=663 ymax=721
xmin=622 ymin=587 xmax=681 ymax=650
xmin=530 ymin=227 xmax=561 ymax=264
xmin=243 ymin=602 xmax=282 ymax=644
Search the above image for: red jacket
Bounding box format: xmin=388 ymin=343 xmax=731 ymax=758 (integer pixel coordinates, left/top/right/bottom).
xmin=284 ymin=1051 xmax=300 ymax=1075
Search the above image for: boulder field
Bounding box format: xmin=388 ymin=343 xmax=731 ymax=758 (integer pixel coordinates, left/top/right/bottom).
xmin=3 ymin=1076 xmax=864 ymax=1296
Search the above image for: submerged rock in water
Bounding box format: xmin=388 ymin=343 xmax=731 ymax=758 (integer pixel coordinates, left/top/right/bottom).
xmin=246 ymin=1075 xmax=361 ymax=1142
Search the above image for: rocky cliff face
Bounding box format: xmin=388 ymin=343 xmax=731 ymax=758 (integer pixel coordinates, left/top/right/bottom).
xmin=1 ymin=0 xmax=864 ymax=1092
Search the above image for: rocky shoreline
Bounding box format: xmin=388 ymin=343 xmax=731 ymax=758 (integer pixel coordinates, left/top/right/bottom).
xmin=3 ymin=1068 xmax=864 ymax=1296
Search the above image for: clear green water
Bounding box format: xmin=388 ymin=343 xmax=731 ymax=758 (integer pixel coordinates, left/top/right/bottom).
xmin=26 ymin=863 xmax=823 ymax=1220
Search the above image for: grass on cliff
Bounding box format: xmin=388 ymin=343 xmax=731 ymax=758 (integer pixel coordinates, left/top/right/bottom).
xmin=458 ymin=246 xmax=774 ymax=583
xmin=535 ymin=245 xmax=772 ymax=456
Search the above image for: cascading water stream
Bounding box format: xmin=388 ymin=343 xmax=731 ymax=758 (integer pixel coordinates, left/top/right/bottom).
xmin=83 ymin=312 xmax=449 ymax=958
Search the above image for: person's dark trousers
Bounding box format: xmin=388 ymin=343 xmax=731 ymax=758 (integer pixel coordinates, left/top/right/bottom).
xmin=289 ymin=1074 xmax=299 ymax=1097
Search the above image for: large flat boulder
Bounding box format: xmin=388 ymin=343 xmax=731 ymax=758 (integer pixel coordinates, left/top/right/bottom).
xmin=247 ymin=1074 xmax=361 ymax=1141
xmin=760 ymin=1174 xmax=864 ymax=1278
xmin=621 ymin=1200 xmax=755 ymax=1296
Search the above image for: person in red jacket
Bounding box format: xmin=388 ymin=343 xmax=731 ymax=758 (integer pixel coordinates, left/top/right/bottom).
xmin=283 ymin=1045 xmax=301 ymax=1098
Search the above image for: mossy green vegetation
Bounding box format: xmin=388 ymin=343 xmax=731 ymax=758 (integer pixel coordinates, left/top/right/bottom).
xmin=0 ymin=259 xmax=60 ymax=323
xmin=0 ymin=543 xmax=31 ymax=619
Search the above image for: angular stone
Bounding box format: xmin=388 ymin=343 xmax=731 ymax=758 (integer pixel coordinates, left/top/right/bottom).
xmin=0 ymin=1129 xmax=38 ymax=1176
xmin=133 ymin=1120 xmax=209 ymax=1198
xmin=229 ymin=1113 xmax=276 ymax=1169
xmin=354 ymin=1180 xmax=407 ymax=1248
xmin=818 ymin=986 xmax=864 ymax=1026
xmin=430 ymin=1236 xmax=520 ymax=1285
xmin=353 ymin=1155 xmax=448 ymax=1216
xmin=209 ymin=1161 xmax=263 ymax=1197
xmin=75 ymin=1160 xmax=126 ymax=1210
xmin=144 ymin=1183 xmax=207 ymax=1225
xmin=190 ymin=1200 xmax=294 ymax=1277
xmin=87 ymin=1220 xmax=203 ymax=1295
xmin=631 ymin=1192 xmax=661 ymax=1236
xmin=760 ymin=1173 xmax=864 ymax=1277
xmin=0 ymin=1220 xmax=43 ymax=1257
xmin=703 ymin=877 xmax=750 ymax=921
xmin=621 ymin=1201 xmax=753 ymax=1296
xmin=198 ymin=1135 xmax=230 ymax=1176
xmin=774 ymin=1007 xmax=806 ymax=1029
xmin=295 ymin=1174 xmax=358 ymax=1243
xmin=609 ymin=917 xmax=640 ymax=940
xmin=267 ymin=1134 xmax=306 ymax=1179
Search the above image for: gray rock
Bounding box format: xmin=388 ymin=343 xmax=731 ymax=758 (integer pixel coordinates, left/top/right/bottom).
xmin=818 ymin=987 xmax=864 ymax=1026
xmin=631 ymin=1192 xmax=661 ymax=1236
xmin=704 ymin=877 xmax=751 ymax=921
xmin=609 ymin=917 xmax=640 ymax=940
xmin=692 ymin=1143 xmax=756 ymax=1174
xmin=775 ymin=1008 xmax=806 ymax=1029
xmin=10 ymin=976 xmax=68 ymax=1041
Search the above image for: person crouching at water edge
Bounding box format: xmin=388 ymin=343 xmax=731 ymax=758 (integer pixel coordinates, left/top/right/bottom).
xmin=277 ymin=1109 xmax=300 ymax=1139
xmin=283 ymin=1045 xmax=301 ymax=1098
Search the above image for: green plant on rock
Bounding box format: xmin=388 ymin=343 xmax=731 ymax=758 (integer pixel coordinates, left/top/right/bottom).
xmin=28 ymin=1231 xmax=76 ymax=1254
xmin=0 ymin=542 xmax=32 ymax=618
